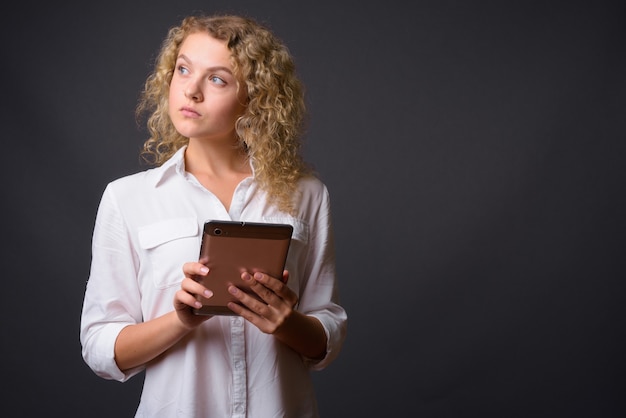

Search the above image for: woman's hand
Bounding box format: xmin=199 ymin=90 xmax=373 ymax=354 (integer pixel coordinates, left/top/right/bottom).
xmin=226 ymin=270 xmax=298 ymax=334
xmin=114 ymin=262 xmax=214 ymax=371
xmin=174 ymin=262 xmax=214 ymax=329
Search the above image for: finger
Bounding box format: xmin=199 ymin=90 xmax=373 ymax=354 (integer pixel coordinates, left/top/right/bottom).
xmin=250 ymin=271 xmax=298 ymax=309
xmin=228 ymin=284 xmax=273 ymax=317
xmin=182 ymin=262 xmax=210 ymax=278
xmin=250 ymin=271 xmax=286 ymax=293
xmin=251 ymin=271 xmax=296 ymax=302
xmin=175 ymin=288 xmax=203 ymax=310
xmin=181 ymin=276 xmax=213 ymax=297
xmin=227 ymin=300 xmax=267 ymax=329
xmin=240 ymin=272 xmax=284 ymax=307
xmin=226 ymin=301 xmax=245 ymax=315
xmin=178 ymin=276 xmax=213 ymax=311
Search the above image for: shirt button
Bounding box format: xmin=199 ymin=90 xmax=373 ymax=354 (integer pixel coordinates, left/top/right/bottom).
xmin=234 ymin=317 xmax=243 ymax=326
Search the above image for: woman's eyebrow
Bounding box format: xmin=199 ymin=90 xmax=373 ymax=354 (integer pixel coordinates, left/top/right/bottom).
xmin=177 ymin=54 xmax=233 ymax=74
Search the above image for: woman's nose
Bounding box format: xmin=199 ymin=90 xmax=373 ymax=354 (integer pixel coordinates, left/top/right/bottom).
xmin=184 ymin=81 xmax=203 ymax=102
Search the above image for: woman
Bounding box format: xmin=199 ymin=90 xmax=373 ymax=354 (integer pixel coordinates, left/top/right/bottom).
xmin=80 ymin=14 xmax=347 ymax=417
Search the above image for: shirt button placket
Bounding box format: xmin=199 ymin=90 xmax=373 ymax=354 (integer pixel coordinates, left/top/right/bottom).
xmin=230 ymin=316 xmax=247 ymax=417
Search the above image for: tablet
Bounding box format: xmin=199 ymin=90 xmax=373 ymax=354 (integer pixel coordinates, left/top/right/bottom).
xmin=193 ymin=220 xmax=293 ymax=315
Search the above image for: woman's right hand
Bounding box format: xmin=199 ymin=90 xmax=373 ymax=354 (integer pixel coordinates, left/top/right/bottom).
xmin=174 ymin=262 xmax=214 ymax=328
xmin=115 ymin=262 xmax=214 ymax=371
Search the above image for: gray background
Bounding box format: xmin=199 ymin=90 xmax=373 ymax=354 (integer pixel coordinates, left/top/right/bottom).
xmin=2 ymin=0 xmax=625 ymax=416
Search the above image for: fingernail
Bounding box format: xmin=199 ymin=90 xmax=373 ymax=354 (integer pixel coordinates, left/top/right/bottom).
xmin=200 ymin=267 xmax=209 ymax=274
xmin=204 ymin=290 xmax=213 ymax=297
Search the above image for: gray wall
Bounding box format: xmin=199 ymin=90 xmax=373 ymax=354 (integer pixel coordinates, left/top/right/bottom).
xmin=2 ymin=0 xmax=624 ymax=416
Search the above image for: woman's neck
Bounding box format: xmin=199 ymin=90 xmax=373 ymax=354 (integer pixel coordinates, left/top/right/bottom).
xmin=184 ymin=138 xmax=250 ymax=178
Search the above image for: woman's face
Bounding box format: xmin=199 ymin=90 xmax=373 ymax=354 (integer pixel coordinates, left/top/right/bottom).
xmin=168 ymin=32 xmax=247 ymax=143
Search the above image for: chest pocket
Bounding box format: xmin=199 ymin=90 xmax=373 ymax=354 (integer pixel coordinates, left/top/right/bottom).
xmin=262 ymin=217 xmax=308 ymax=243
xmin=262 ymin=217 xmax=309 ymax=297
xmin=138 ymin=217 xmax=199 ymax=289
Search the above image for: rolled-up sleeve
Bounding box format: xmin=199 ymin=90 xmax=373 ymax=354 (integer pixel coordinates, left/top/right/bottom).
xmin=297 ymin=182 xmax=348 ymax=370
xmin=80 ymin=184 xmax=144 ymax=382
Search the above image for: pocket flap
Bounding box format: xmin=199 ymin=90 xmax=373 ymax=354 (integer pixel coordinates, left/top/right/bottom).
xmin=138 ymin=217 xmax=199 ymax=250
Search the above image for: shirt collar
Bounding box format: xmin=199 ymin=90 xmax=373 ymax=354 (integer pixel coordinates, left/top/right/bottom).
xmin=147 ymin=145 xmax=187 ymax=188
xmin=146 ymin=145 xmax=256 ymax=188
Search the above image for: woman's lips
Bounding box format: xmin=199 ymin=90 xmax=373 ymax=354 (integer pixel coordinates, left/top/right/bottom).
xmin=180 ymin=107 xmax=200 ymax=118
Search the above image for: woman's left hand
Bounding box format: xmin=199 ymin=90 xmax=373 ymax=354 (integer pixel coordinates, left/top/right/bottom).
xmin=226 ymin=270 xmax=298 ymax=334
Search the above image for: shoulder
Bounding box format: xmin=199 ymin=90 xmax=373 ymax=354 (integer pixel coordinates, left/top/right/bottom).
xmin=105 ymin=147 xmax=184 ymax=195
xmin=106 ymin=169 xmax=153 ymax=194
xmin=297 ymin=174 xmax=329 ymax=195
xmin=293 ymin=174 xmax=332 ymax=216
xmin=296 ymin=174 xmax=331 ymax=203
xmin=100 ymin=165 xmax=168 ymax=205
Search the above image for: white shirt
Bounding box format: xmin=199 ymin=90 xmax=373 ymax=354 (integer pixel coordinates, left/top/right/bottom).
xmin=80 ymin=147 xmax=347 ymax=418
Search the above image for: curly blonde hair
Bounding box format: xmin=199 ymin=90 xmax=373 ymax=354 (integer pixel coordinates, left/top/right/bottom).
xmin=136 ymin=14 xmax=311 ymax=215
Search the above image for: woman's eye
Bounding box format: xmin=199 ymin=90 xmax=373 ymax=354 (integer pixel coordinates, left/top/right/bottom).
xmin=177 ymin=65 xmax=189 ymax=75
xmin=210 ymin=76 xmax=226 ymax=85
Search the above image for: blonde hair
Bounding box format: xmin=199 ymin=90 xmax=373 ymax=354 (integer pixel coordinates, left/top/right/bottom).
xmin=136 ymin=14 xmax=311 ymax=215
